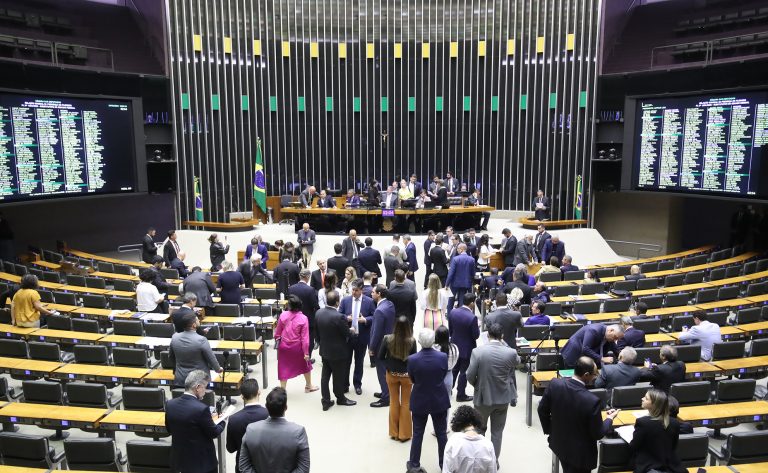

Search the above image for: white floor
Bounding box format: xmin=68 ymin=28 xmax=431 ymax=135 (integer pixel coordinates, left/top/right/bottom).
xmin=36 ymin=215 xmax=756 ymax=473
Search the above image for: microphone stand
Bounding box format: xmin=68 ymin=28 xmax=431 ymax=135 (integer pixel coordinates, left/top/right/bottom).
xmin=217 ymin=351 xmax=230 ymax=414
xmin=241 ymin=321 xmax=252 ymax=377
xmin=525 ymin=326 xmax=554 ymax=427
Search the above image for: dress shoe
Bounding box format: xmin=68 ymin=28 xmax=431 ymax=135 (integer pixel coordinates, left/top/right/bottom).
xmin=456 ymin=395 xmax=474 ymax=402
xmin=374 ymin=392 xmax=382 ymax=399
xmin=322 ymin=400 xmax=334 ymax=411
xmin=370 ymin=399 xmax=389 ymax=408
xmin=355 ymin=387 xmax=363 ymax=395
xmin=337 ymin=398 xmax=357 ymax=406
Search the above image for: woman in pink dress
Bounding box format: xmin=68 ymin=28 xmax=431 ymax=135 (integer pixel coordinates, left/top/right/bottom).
xmin=275 ymin=295 xmax=318 ymax=392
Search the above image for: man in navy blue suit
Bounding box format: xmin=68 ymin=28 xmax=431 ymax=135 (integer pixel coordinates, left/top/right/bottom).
xmin=403 ymin=235 xmax=419 ymax=282
xmin=445 ymin=243 xmax=475 ymax=314
xmin=339 ymin=279 xmax=375 ymax=395
xmin=407 ymin=328 xmax=450 ymax=473
xmin=165 ymin=370 xmax=226 ymax=473
xmin=561 ymin=323 xmax=625 ymax=368
xmin=422 ymin=231 xmax=435 ymax=289
xmin=541 ymin=234 xmax=566 ymax=266
xmin=616 ymin=315 xmax=645 ymax=350
xmin=287 ymin=269 xmax=320 ymax=360
xmin=368 ymin=284 xmax=395 ymax=407
xmin=225 ymin=379 xmax=268 ymax=473
xmin=448 ymin=292 xmax=480 ymax=403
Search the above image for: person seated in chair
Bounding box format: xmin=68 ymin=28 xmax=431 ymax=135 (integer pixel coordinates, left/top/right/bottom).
xmin=625 ymin=265 xmax=645 ymax=281
xmin=594 ymin=347 xmax=640 ymax=390
xmin=616 ymin=315 xmax=646 ymax=350
xmin=559 ymin=255 xmax=579 ymax=274
xmin=638 ymin=345 xmax=685 ymax=393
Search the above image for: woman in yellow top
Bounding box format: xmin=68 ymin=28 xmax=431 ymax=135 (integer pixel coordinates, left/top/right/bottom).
xmin=11 ymin=274 xmax=57 ymax=328
xmin=398 ymin=179 xmax=413 ymax=201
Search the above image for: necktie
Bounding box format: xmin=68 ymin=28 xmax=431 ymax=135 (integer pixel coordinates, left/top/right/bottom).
xmin=352 ymin=241 xmax=358 ymax=259
xmin=352 ymin=298 xmax=360 ymax=333
xmin=173 ymin=241 xmax=180 ymax=252
xmin=321 ymin=271 xmax=325 ymax=287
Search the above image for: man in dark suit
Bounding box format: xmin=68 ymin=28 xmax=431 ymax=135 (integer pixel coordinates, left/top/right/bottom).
xmin=481 ymin=268 xmax=502 ymax=300
xmin=358 ymin=238 xmax=382 ymax=280
xmin=368 ymin=285 xmax=395 ymax=407
xmin=500 ymin=228 xmax=517 ymax=267
xmin=446 ymin=244 xmax=475 ymax=313
xmin=559 ymin=255 xmax=579 ymax=274
xmin=339 ymin=279 xmax=376 ymax=395
xmin=239 ymin=254 xmax=271 ymax=288
xmin=541 ymin=235 xmax=566 ymax=265
xmin=408 ymin=174 xmax=423 ymax=197
xmin=625 ymin=265 xmax=645 ymax=281
xmin=299 ymin=185 xmax=316 ymax=208
xmin=443 ymin=172 xmax=459 ymax=196
xmin=163 ymin=230 xmax=181 ymax=267
xmin=226 ymin=379 xmax=268 ymax=473
xmin=171 ymin=293 xmax=200 ymax=333
xmin=403 ymin=235 xmax=418 ymax=282
xmin=170 ymin=252 xmax=189 ymax=278
xmin=467 ymin=188 xmax=490 ymax=230
xmin=503 ymin=268 xmax=532 ymax=305
xmin=448 ymin=293 xmax=480 ymax=403
xmin=616 ymin=315 xmax=646 ymax=350
xmin=432 ymin=180 xmax=449 ymax=208
xmin=165 ymin=370 xmax=226 ymax=473
xmin=407 ymin=329 xmax=450 ymax=472
xmin=561 ymin=323 xmax=625 ymax=368
xmin=422 ymin=231 xmax=435 ymax=288
xmin=309 ymin=259 xmax=327 ymax=291
xmin=288 ymin=270 xmax=319 ymax=359
xmin=533 ymin=224 xmax=551 ymax=262
xmin=429 ymin=236 xmax=449 ymax=285
xmin=341 ymin=230 xmax=364 ymax=273
xmin=538 ymin=357 xmax=620 ymax=473
xmin=142 ymin=227 xmax=158 ymax=264
xmin=315 ymin=290 xmax=356 ymax=410
xmin=532 ymin=189 xmax=551 ymax=221
xmin=594 ymin=347 xmax=641 ymax=390
xmin=274 ymin=251 xmax=300 ymax=298
xmin=484 ymin=293 xmax=523 ymax=349
xmin=381 ymin=185 xmax=399 ymax=209
xmin=326 ymin=243 xmax=350 ymax=288
xmin=384 ymin=246 xmax=409 ymax=287
xmin=638 ymin=345 xmax=686 ymax=392
xmin=149 ymin=255 xmax=171 ymax=293
xmin=389 ymin=270 xmax=418 ymax=325
xmin=316 ymin=189 xmax=335 ymax=208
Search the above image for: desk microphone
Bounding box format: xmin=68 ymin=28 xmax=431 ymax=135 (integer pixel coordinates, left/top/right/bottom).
xmin=217 ymin=351 xmax=230 ymax=414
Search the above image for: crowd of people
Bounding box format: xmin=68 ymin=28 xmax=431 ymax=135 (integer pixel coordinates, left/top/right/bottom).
xmin=0 ymin=218 xmax=724 ymax=473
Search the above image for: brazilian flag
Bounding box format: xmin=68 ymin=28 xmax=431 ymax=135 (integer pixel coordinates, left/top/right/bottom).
xmin=194 ymin=176 xmax=204 ymax=222
xmin=253 ymin=138 xmax=267 ymax=213
xmin=574 ymin=175 xmax=583 ymax=219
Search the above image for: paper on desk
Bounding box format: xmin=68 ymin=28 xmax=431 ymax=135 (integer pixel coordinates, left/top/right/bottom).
xmin=141 ymin=313 xmax=171 ymax=322
xmin=214 ymin=404 xmax=236 ymax=424
xmin=614 ymin=425 xmax=635 ymax=444
xmin=594 ymin=293 xmax=613 ymax=300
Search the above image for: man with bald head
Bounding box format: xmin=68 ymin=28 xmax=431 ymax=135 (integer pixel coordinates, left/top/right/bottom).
xmin=299 ymin=185 xmax=316 ymax=208
xmin=297 ymin=223 xmax=316 ymax=269
xmin=341 ymin=229 xmax=364 ymax=275
xmin=445 ymin=243 xmax=475 ymax=314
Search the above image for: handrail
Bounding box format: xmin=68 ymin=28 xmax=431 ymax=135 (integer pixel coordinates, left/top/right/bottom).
xmin=650 ymin=30 xmax=768 ymax=68
xmin=604 ymin=239 xmax=662 ymax=259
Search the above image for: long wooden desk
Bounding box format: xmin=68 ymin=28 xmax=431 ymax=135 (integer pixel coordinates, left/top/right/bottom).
xmin=0 ymin=402 xmax=108 ymax=429
xmin=281 ymin=205 xmax=495 ymax=216
xmin=586 ymin=245 xmax=717 ymax=270
xmin=96 ymin=409 xmax=166 ymax=433
xmin=67 ymin=249 xmax=151 ymax=269
xmin=608 ymin=401 xmax=768 ymax=427
xmin=598 ymin=252 xmax=759 ymax=284
xmin=735 ymin=463 xmax=768 ymax=473
xmin=713 ymin=355 xmax=768 ymax=376
xmin=668 ymin=326 xmax=746 ymax=341
xmin=518 ymin=217 xmax=588 ymax=230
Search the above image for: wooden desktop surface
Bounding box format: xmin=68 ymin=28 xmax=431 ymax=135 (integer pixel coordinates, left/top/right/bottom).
xmin=67 ymin=250 xmax=150 ymax=269
xmin=586 ymin=245 xmax=716 ymax=270
xmin=281 ymin=205 xmax=495 ymax=216
xmin=677 ymin=400 xmax=768 ymax=424
xmin=0 ymin=403 xmax=107 ymax=423
xmin=0 ymin=467 xmax=50 ymax=473
xmin=97 ymin=409 xmax=166 ymax=429
xmin=734 ymin=463 xmax=768 ymax=473
xmin=31 ymin=328 xmax=105 ymax=342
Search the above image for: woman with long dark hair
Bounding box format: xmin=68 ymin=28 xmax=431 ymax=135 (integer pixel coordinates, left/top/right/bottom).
xmin=378 ymin=315 xmax=417 ymax=442
xmin=318 ymin=270 xmax=338 ymax=309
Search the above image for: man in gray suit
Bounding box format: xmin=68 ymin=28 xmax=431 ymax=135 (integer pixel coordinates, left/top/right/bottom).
xmin=182 ymin=267 xmax=216 ymax=312
xmin=169 ymin=312 xmax=222 ymax=387
xmin=484 ymin=293 xmax=523 ymax=349
xmin=466 ymin=323 xmax=520 ymax=463
xmin=239 ymin=387 xmax=310 ymax=473
xmin=296 ymin=222 xmax=316 ymax=269
xmin=595 ymin=347 xmax=640 ymax=390
xmin=513 ymin=234 xmax=534 ymax=266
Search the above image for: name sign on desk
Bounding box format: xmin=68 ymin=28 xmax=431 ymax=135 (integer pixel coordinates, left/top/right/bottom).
xmin=119 ymin=424 xmax=127 ymax=430
xmin=382 ymin=209 xmax=395 ymax=217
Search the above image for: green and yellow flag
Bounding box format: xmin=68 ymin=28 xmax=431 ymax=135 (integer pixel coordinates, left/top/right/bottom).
xmin=253 ymin=138 xmax=267 ymax=213
xmin=194 ymin=176 xmax=204 ymax=222
xmin=574 ymin=175 xmax=583 ymax=219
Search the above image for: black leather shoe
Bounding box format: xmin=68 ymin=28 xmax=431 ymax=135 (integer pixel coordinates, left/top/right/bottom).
xmin=322 ymin=400 xmax=335 ymax=411
xmin=337 ymin=398 xmax=357 ymax=406
xmin=456 ymin=395 xmax=474 ymax=402
xmin=374 ymin=392 xmax=382 ymax=399
xmin=370 ymin=399 xmax=389 ymax=408
xmin=355 ymin=387 xmax=362 ymax=395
